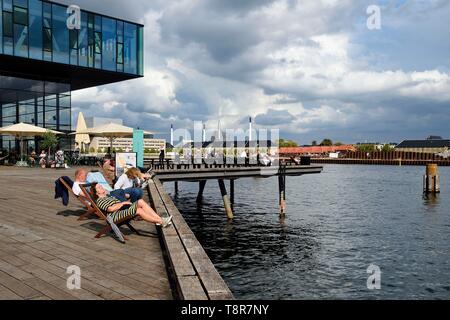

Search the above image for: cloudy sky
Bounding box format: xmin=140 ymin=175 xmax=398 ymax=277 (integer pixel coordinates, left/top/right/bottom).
xmin=60 ymin=0 xmax=450 ymax=144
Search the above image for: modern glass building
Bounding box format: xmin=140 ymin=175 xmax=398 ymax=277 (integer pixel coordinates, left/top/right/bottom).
xmin=0 ymin=0 xmax=143 ymax=154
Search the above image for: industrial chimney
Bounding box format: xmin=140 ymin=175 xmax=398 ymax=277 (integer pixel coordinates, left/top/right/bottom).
xmin=249 ymin=116 xmax=252 ymax=141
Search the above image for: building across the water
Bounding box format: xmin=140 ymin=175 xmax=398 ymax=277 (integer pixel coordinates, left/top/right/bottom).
xmin=395 ymin=136 xmax=450 ymax=154
xmin=0 ymin=0 xmax=144 ymax=153
xmin=89 ymin=136 xmax=165 ymax=153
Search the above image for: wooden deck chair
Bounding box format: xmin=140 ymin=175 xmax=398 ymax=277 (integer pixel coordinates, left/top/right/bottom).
xmin=79 ymin=184 xmax=140 ymax=242
xmin=97 ymin=161 xmax=114 ymax=185
xmin=59 ymin=177 xmax=96 ymax=221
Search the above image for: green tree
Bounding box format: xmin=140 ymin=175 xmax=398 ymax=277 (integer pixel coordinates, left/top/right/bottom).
xmin=357 ymin=144 xmax=376 ymax=153
xmin=279 ymin=139 xmax=299 ymax=147
xmin=89 ymin=147 xmax=95 ymax=153
xmin=334 ymin=142 xmax=343 ymax=146
xmin=320 ymin=139 xmax=333 ymax=146
xmin=381 ymin=144 xmax=392 ymax=152
xmin=311 ymin=140 xmax=317 ymax=146
xmin=40 ymin=130 xmax=58 ymax=159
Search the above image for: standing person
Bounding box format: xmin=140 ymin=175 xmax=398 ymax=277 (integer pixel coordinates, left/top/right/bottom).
xmin=102 ymin=154 xmax=115 ymax=182
xmin=39 ymin=150 xmax=47 ymax=168
xmin=29 ymin=150 xmax=37 ymax=167
xmin=114 ymin=167 xmax=152 ymax=202
xmin=159 ymin=148 xmax=165 ymax=163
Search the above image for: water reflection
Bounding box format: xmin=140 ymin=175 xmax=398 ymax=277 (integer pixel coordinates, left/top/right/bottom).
xmin=168 ymin=165 xmax=450 ymax=299
xmin=422 ymin=193 xmax=440 ymax=210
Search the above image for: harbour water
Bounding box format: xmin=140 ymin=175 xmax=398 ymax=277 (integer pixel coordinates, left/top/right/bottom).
xmin=166 ymin=164 xmax=450 ymax=299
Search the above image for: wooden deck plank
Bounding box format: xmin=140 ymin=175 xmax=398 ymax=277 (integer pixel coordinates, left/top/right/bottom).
xmin=0 ymin=167 xmax=173 ymax=300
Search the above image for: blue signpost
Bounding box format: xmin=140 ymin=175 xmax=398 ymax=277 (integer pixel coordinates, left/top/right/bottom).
xmin=133 ymin=129 xmax=144 ymax=168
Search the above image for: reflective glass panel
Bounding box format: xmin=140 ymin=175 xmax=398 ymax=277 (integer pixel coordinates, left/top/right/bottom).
xmin=78 ymin=12 xmax=88 ymax=67
xmin=124 ymin=23 xmax=137 ymax=74
xmin=52 ymin=4 xmax=69 ymax=64
xmin=14 ymin=24 xmax=28 ymax=57
xmin=13 ymin=6 xmax=27 ymax=25
xmin=102 ymin=17 xmax=116 ymax=71
xmin=29 ymin=0 xmax=43 ymax=60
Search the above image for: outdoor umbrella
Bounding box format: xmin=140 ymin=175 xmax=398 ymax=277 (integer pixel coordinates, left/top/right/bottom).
xmin=74 ymin=112 xmax=90 ymax=151
xmin=0 ymin=123 xmax=63 ymax=164
xmin=71 ymin=122 xmax=154 ymax=150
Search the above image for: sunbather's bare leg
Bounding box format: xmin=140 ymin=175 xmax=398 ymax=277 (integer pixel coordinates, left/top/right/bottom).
xmin=135 ymin=199 xmax=163 ymax=224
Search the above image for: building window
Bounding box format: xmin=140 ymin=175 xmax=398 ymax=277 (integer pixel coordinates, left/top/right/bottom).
xmin=3 ymin=12 xmax=13 ymax=37
xmin=116 ymin=20 xmax=124 ymax=71
xmin=29 ymin=0 xmax=43 ymax=60
xmin=124 ymin=22 xmax=137 ymax=74
xmin=43 ymin=1 xmax=52 ymax=61
xmin=14 ymin=24 xmax=28 ymax=57
xmin=78 ymin=11 xmax=88 ymax=67
xmin=87 ymin=13 xmax=94 ymax=67
xmin=13 ymin=6 xmax=27 ymax=26
xmin=52 ymin=4 xmax=69 ymax=64
xmin=102 ymin=17 xmax=116 ymax=71
xmin=69 ymin=29 xmax=78 ymax=65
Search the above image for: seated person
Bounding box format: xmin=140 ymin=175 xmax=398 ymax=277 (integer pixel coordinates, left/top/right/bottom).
xmin=88 ymin=171 xmax=133 ymax=201
xmin=102 ymin=155 xmax=115 ymax=182
xmin=73 ymin=169 xmax=129 ymax=202
xmin=73 ymin=168 xmax=89 ymax=197
xmin=94 ymin=183 xmax=172 ymax=227
xmin=114 ymin=167 xmax=153 ymax=202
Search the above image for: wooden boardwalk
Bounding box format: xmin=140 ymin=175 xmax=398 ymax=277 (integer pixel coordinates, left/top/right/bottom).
xmin=0 ymin=167 xmax=173 ymax=300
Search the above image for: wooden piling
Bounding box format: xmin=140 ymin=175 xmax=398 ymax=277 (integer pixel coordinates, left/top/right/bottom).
xmin=230 ymin=179 xmax=235 ymax=204
xmin=196 ymin=180 xmax=207 ymax=203
xmin=218 ymin=179 xmax=234 ymax=219
xmin=423 ymin=164 xmax=440 ymax=194
xmin=278 ymin=166 xmax=286 ymax=216
xmin=174 ymin=181 xmax=179 ymax=194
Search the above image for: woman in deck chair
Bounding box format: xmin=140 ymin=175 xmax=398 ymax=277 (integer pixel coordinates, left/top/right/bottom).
xmin=93 ymin=184 xmax=173 ymax=228
xmin=114 ymin=167 xmax=153 ymax=202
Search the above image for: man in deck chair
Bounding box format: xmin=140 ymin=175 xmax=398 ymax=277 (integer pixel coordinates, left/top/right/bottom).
xmin=84 ymin=170 xmax=130 ymax=202
xmin=93 ymin=184 xmax=173 ymax=229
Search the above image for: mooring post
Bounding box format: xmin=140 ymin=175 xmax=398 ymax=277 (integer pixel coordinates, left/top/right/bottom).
xmin=278 ymin=165 xmax=286 ymax=216
xmin=196 ymin=180 xmax=207 ymax=203
xmin=218 ymin=179 xmax=234 ymax=219
xmin=230 ymin=179 xmax=235 ymax=204
xmin=174 ymin=181 xmax=179 ymax=194
xmin=423 ymin=164 xmax=440 ymax=194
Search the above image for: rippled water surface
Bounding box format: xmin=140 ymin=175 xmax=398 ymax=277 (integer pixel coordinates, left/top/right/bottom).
xmin=165 ymin=165 xmax=450 ymax=299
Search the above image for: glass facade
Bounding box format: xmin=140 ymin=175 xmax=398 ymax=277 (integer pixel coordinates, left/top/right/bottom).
xmin=0 ymin=0 xmax=143 ymax=76
xmin=0 ymin=75 xmax=72 ymax=153
xmin=0 ymin=0 xmax=144 ymax=155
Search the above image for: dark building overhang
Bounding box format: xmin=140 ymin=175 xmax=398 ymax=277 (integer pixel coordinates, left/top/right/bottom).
xmin=0 ymin=54 xmax=142 ymax=91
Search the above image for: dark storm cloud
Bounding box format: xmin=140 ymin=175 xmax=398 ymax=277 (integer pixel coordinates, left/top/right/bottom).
xmin=255 ymin=108 xmax=295 ymax=126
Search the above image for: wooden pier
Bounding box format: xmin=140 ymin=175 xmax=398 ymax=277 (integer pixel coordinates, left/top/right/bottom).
xmin=0 ymin=166 xmax=233 ymax=300
xmin=0 ymin=162 xmax=322 ymax=300
xmin=150 ymin=162 xmax=323 ymax=218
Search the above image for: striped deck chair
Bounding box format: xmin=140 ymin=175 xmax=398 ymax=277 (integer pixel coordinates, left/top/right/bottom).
xmin=79 ymin=184 xmax=140 ymax=243
xmin=59 ymin=177 xmax=96 ymax=221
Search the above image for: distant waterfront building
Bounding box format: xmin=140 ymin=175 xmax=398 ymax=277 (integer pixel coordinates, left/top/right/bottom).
xmin=395 ymin=136 xmax=450 ymax=154
xmin=279 ymin=145 xmax=356 ymax=157
xmin=89 ymin=136 xmax=165 ymax=152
